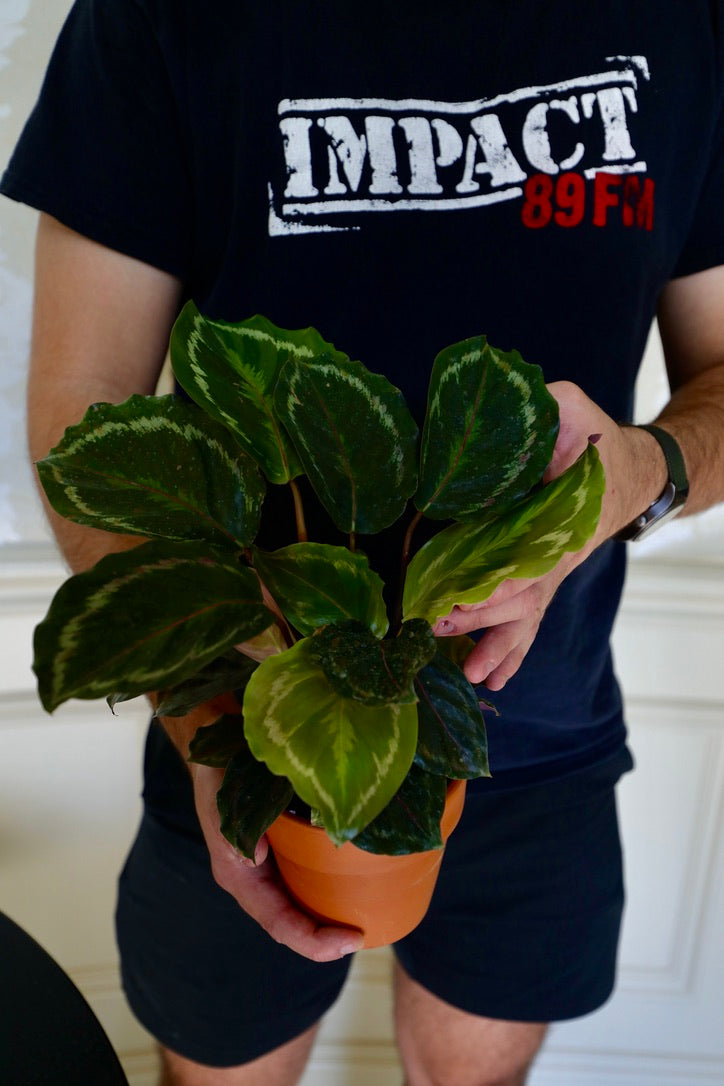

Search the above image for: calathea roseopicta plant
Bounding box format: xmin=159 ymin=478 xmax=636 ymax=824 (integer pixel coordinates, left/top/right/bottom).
xmin=32 ymin=302 xmax=604 ymax=856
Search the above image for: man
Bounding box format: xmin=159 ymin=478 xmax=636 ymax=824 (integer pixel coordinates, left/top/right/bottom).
xmin=3 ymin=2 xmax=724 ymax=1084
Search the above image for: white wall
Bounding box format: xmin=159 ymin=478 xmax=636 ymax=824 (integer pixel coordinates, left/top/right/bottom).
xmin=2 ymin=5 xmax=723 ymax=1085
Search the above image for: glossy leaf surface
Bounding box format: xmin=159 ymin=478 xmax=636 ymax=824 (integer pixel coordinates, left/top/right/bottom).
xmin=187 ymin=712 xmax=248 ymax=769
xmin=414 ymin=651 xmax=490 ymax=779
xmin=416 ymin=337 xmax=559 ymax=520
xmin=353 ymin=764 xmax=446 ymax=855
xmin=154 ymin=651 xmax=257 ymax=717
xmin=170 ymin=303 xmax=350 ymax=483
xmin=275 ymin=354 xmax=418 ymax=534
xmin=403 ymin=443 xmax=604 ymax=624
xmin=243 ymin=638 xmax=418 ymax=843
xmin=252 ymin=543 xmax=388 ymax=637
xmin=37 ymin=395 xmax=265 ymax=546
xmin=217 ymin=738 xmax=294 ymax=859
xmin=309 ymin=619 xmax=435 ymax=705
xmin=34 ymin=540 xmax=272 ymax=712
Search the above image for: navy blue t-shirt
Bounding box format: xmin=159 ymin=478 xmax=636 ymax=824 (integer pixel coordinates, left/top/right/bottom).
xmin=4 ymin=0 xmax=724 ymax=785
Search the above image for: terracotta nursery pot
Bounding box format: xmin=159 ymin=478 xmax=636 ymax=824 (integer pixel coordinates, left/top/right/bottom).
xmin=266 ymin=779 xmax=467 ymax=948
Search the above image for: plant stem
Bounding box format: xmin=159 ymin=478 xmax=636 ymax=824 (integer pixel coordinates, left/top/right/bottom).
xmin=391 ymin=509 xmax=424 ymax=633
xmin=349 ymin=532 xmax=356 ymax=553
xmin=401 ymin=509 xmax=423 ymax=572
xmin=289 ymin=478 xmax=307 ymax=542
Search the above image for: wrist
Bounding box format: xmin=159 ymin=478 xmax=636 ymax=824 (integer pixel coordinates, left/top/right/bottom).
xmin=613 ymin=424 xmax=688 ymax=541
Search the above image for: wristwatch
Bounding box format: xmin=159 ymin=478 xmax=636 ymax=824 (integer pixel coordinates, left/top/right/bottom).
xmin=615 ymin=424 xmax=689 ymax=542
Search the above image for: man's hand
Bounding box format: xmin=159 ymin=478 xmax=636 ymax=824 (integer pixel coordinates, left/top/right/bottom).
xmin=191 ymin=763 xmax=364 ymax=962
xmin=432 ymin=380 xmax=669 ymax=690
xmin=157 ymin=692 xmax=364 ymax=962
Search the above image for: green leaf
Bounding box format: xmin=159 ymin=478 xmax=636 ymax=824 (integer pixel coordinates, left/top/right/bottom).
xmin=36 ymin=395 xmax=265 ymax=547
xmin=170 ymin=302 xmax=349 ymax=484
xmin=403 ymin=443 xmax=604 ymax=624
xmin=187 ymin=711 xmax=248 ymax=768
xmin=242 ymin=638 xmax=419 ymax=843
xmin=217 ymin=738 xmax=294 ymax=859
xmin=308 ymin=619 xmax=435 ymax=705
xmin=274 ymin=354 xmax=418 ymax=534
xmin=154 ymin=650 xmax=257 ymax=717
xmin=416 ymin=337 xmax=559 ymax=520
xmin=252 ymin=543 xmax=388 ymax=638
xmin=33 ymin=540 xmax=273 ymax=712
xmin=353 ymin=764 xmax=447 ymax=855
xmin=414 ymin=651 xmax=490 ymax=779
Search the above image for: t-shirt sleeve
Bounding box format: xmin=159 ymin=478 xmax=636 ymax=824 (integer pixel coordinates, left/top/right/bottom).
xmin=0 ymin=0 xmax=192 ymax=279
xmin=671 ymin=39 xmax=724 ymax=278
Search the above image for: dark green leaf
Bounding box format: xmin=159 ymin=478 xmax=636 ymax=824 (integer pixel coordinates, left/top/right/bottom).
xmin=243 ymin=637 xmax=418 ymax=843
xmin=252 ymin=543 xmax=388 ymax=638
xmin=217 ymin=739 xmax=294 ymax=859
xmin=274 ymin=354 xmax=418 ymax=534
xmin=37 ymin=395 xmax=264 ymax=547
xmin=187 ymin=712 xmax=248 ymax=768
xmin=33 ymin=540 xmax=273 ymax=712
xmin=308 ymin=619 xmax=435 ymax=705
xmin=416 ymin=337 xmax=559 ymax=520
xmin=404 ymin=443 xmax=604 ymax=624
xmin=353 ymin=764 xmax=446 ymax=855
xmin=414 ymin=651 xmax=490 ymax=779
xmin=154 ymin=650 xmax=257 ymax=717
xmin=170 ymin=302 xmax=349 ymax=484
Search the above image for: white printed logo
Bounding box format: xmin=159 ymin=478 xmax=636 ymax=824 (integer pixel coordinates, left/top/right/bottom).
xmin=268 ymin=56 xmax=650 ymax=236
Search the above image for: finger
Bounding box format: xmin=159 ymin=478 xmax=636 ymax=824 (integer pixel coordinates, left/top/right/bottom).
xmin=436 ymin=597 xmax=525 ymax=636
xmin=433 ymin=578 xmax=539 ymax=633
xmin=463 ymin=617 xmax=538 ymax=688
xmin=456 ymin=577 xmax=539 ymax=611
xmin=434 ymin=583 xmax=541 ymax=637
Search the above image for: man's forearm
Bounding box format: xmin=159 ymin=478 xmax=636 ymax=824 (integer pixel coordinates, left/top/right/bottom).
xmin=654 ymin=362 xmax=724 ymax=517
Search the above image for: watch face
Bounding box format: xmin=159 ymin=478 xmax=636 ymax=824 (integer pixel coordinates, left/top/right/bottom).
xmin=633 ymin=500 xmax=686 ymax=539
xmin=624 ymin=482 xmax=687 ymax=541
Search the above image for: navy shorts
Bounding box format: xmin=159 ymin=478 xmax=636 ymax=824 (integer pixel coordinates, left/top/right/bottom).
xmin=116 ymin=725 xmax=633 ymax=1067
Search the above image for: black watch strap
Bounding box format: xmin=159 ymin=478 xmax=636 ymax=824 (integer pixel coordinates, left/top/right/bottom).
xmin=638 ymin=424 xmax=689 ymax=493
xmin=615 ymin=424 xmax=689 ymax=542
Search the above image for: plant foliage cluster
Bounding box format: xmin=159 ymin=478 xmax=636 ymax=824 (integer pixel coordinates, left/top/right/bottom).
xmin=33 ymin=304 xmax=604 ymax=855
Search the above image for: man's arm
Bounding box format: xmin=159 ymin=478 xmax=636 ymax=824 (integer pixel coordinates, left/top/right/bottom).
xmin=30 ymin=214 xmax=362 ymax=961
xmin=654 ymin=264 xmax=724 ymax=515
xmin=434 ymin=264 xmax=724 ymax=689
xmin=29 ymin=213 xmax=183 ymax=571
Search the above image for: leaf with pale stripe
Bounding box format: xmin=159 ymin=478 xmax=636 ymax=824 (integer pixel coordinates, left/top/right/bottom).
xmin=34 ymin=540 xmax=273 ymax=712
xmin=36 ymin=395 xmax=264 ymax=547
xmin=252 ymin=543 xmax=388 ymax=637
xmin=416 ymin=337 xmax=559 ymax=520
xmin=170 ymin=302 xmax=349 ymax=484
xmin=242 ymin=638 xmax=418 ymax=843
xmin=274 ymin=355 xmax=418 ymax=534
xmin=403 ymin=443 xmax=604 ymax=624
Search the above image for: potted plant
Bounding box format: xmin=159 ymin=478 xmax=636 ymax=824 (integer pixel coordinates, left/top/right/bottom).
xmin=32 ymin=303 xmax=604 ymax=944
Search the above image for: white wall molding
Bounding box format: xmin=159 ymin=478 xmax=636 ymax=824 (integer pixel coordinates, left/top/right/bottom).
xmin=532 ymin=1049 xmax=724 ymax=1086
xmin=623 ymin=557 xmax=724 ymax=618
xmin=2 ymin=547 xmax=723 ymax=1086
